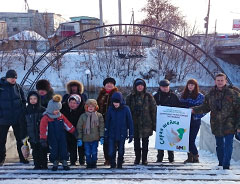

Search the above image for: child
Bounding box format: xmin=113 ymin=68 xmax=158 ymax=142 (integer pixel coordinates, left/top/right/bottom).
xmin=40 ymin=94 xmax=76 ymax=171
xmin=25 ymin=91 xmax=48 ymax=170
xmin=105 ymin=92 xmax=134 ymax=169
xmin=76 ymin=99 xmax=104 ymax=169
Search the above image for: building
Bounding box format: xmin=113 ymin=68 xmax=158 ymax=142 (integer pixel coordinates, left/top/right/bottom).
xmin=0 ymin=21 xmax=7 ymax=40
xmin=53 ymin=16 xmax=101 ymax=49
xmin=0 ymin=10 xmax=66 ymax=38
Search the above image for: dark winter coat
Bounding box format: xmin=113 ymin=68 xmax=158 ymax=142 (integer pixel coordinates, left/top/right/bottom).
xmin=105 ymin=92 xmax=134 ymax=141
xmin=193 ymin=85 xmax=240 ymax=136
xmin=40 ymin=88 xmax=54 ymax=108
xmin=62 ymin=80 xmax=87 ymax=103
xmin=97 ymin=87 xmax=118 ymax=119
xmin=0 ymin=77 xmax=26 ymax=125
xmin=180 ymin=92 xmax=205 ymax=120
xmin=153 ymin=88 xmax=181 ymax=107
xmin=126 ymin=78 xmax=157 ymax=138
xmin=25 ymin=91 xmax=45 ymax=144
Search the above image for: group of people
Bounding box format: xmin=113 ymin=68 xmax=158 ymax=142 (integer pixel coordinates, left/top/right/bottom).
xmin=0 ymin=69 xmax=240 ymax=171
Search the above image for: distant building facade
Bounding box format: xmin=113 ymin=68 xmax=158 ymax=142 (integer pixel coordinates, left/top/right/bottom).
xmin=0 ymin=10 xmax=66 ymax=38
xmin=0 ymin=21 xmax=7 ymax=40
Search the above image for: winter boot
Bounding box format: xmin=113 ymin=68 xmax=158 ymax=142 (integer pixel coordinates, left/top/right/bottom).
xmin=168 ymin=151 xmax=174 ymax=163
xmin=20 ymin=159 xmax=29 ymax=164
xmin=62 ymin=160 xmax=70 ymax=171
xmin=86 ymin=162 xmax=92 ymax=169
xmin=142 ymin=149 xmax=148 ymax=165
xmin=184 ymin=153 xmax=194 ymax=164
xmin=52 ymin=161 xmax=59 ymax=171
xmin=117 ymin=157 xmax=123 ymax=169
xmin=134 ymin=149 xmax=141 ymax=165
xmin=192 ymin=154 xmax=199 ymax=163
xmin=92 ymin=161 xmax=97 ymax=169
xmin=156 ymin=150 xmax=164 ymax=163
xmin=0 ymin=158 xmax=5 ymax=166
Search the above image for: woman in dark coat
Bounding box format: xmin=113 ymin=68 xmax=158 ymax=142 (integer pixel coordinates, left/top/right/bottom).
xmin=36 ymin=79 xmax=54 ymax=108
xmin=180 ymin=79 xmax=205 ymax=163
xmin=61 ymin=94 xmax=85 ymax=165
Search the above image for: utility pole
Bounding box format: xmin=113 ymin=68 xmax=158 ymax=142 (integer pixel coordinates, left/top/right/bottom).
xmin=99 ymin=0 xmax=104 ymax=47
xmin=204 ymin=0 xmax=211 ymax=38
xmin=118 ymin=0 xmax=122 ymax=34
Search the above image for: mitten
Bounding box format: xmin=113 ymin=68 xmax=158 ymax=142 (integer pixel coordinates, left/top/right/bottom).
xmin=77 ymin=139 xmax=83 ymax=147
xmin=100 ymin=137 xmax=104 ymax=145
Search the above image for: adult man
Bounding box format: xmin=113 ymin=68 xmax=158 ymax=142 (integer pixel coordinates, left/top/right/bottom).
xmin=0 ymin=70 xmax=28 ymax=165
xmin=61 ymin=94 xmax=85 ymax=166
xmin=193 ymin=73 xmax=240 ymax=170
xmin=154 ymin=79 xmax=181 ymax=163
xmin=97 ymin=77 xmax=118 ymax=165
xmin=126 ymin=78 xmax=156 ymax=165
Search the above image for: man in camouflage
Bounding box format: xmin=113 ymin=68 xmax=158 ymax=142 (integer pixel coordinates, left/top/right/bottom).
xmin=193 ymin=73 xmax=240 ymax=170
xmin=126 ymin=78 xmax=157 ymax=165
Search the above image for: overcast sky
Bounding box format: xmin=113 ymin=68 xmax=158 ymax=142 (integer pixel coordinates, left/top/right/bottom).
xmin=1 ymin=0 xmax=240 ymax=34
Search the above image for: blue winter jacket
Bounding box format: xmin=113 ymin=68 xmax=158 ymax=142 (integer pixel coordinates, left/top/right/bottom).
xmin=105 ymin=92 xmax=134 ymax=141
xmin=0 ymin=77 xmax=26 ymax=125
xmin=180 ymin=92 xmax=205 ymax=120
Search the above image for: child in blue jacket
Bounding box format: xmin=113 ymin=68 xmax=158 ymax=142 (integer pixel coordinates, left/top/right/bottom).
xmin=105 ymin=92 xmax=134 ymax=169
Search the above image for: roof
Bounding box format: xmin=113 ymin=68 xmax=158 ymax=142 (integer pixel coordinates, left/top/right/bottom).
xmin=70 ymin=16 xmax=99 ymax=22
xmin=9 ymin=30 xmax=47 ymax=41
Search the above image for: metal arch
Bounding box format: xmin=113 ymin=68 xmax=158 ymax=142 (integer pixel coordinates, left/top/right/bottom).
xmin=20 ymin=23 xmax=233 ymax=89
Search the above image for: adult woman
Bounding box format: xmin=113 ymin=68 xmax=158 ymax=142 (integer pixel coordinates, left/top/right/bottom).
xmin=180 ymin=79 xmax=205 ymax=163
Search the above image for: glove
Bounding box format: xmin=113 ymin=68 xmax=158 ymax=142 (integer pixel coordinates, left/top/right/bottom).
xmin=72 ymin=130 xmax=78 ymax=139
xmin=40 ymin=139 xmax=48 ymax=148
xmin=77 ymin=139 xmax=83 ymax=147
xmin=100 ymin=137 xmax=104 ymax=145
xmin=128 ymin=136 xmax=133 ymax=143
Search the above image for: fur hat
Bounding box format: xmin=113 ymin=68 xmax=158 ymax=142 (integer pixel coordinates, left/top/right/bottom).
xmin=6 ymin=69 xmax=17 ymax=79
xmin=46 ymin=94 xmax=62 ymax=113
xmin=159 ymin=79 xmax=170 ymax=87
xmin=36 ymin=79 xmax=51 ymax=91
xmin=103 ymin=77 xmax=116 ymax=86
xmin=85 ymin=99 xmax=99 ymax=111
xmin=68 ymin=94 xmax=81 ymax=104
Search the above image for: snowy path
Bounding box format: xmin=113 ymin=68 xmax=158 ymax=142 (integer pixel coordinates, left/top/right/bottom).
xmin=1 ymin=146 xmax=240 ymax=184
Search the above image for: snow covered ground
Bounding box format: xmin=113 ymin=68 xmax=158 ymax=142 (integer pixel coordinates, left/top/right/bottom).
xmin=1 ymin=132 xmax=240 ymax=184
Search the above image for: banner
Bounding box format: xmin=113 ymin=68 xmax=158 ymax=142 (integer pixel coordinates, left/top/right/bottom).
xmin=155 ymin=106 xmax=191 ymax=152
xmin=233 ymin=19 xmax=240 ymax=30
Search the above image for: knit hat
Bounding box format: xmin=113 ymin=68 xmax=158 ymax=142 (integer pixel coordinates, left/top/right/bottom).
xmin=85 ymin=99 xmax=99 ymax=111
xmin=46 ymin=94 xmax=62 ymax=114
xmin=135 ymin=79 xmax=145 ymax=87
xmin=68 ymin=94 xmax=81 ymax=104
xmin=159 ymin=79 xmax=170 ymax=87
xmin=6 ymin=69 xmax=17 ymax=79
xmin=103 ymin=77 xmax=116 ymax=86
xmin=36 ymin=79 xmax=51 ymax=91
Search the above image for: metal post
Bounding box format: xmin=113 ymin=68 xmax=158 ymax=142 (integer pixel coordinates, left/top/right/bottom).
xmin=118 ymin=0 xmax=122 ymax=34
xmin=99 ymin=0 xmax=104 ymax=47
xmin=205 ymin=0 xmax=211 ymax=38
xmin=87 ymin=74 xmax=89 ymax=98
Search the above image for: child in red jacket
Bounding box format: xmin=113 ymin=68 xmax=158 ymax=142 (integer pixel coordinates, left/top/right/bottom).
xmin=40 ymin=94 xmax=76 ymax=171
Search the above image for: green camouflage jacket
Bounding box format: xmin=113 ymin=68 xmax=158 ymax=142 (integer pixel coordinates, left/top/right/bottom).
xmin=126 ymin=78 xmax=157 ymax=138
xmin=193 ymin=85 xmax=240 ymax=136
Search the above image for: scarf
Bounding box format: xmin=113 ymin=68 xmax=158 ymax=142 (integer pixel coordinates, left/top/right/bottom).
xmin=43 ymin=111 xmax=61 ymax=119
xmin=84 ymin=112 xmax=99 ymax=135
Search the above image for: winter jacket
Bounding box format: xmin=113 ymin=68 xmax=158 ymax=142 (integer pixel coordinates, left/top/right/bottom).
xmin=153 ymin=88 xmax=181 ymax=107
xmin=76 ymin=112 xmax=104 ymax=142
xmin=60 ymin=101 xmax=85 ymax=127
xmin=126 ymin=78 xmax=157 ymax=138
xmin=193 ymin=85 xmax=240 ymax=136
xmin=62 ymin=80 xmax=87 ymax=103
xmin=0 ymin=77 xmax=26 ymax=125
xmin=105 ymin=92 xmax=134 ymax=141
xmin=25 ymin=91 xmax=45 ymax=143
xmin=97 ymin=87 xmax=118 ymax=119
xmin=40 ymin=89 xmax=54 ymax=108
xmin=40 ymin=114 xmax=75 ymax=140
xmin=180 ymin=92 xmax=205 ymax=120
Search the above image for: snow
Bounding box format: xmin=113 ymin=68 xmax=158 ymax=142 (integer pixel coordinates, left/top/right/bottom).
xmin=9 ymin=30 xmax=47 ymax=41
xmin=1 ymin=132 xmax=240 ymax=184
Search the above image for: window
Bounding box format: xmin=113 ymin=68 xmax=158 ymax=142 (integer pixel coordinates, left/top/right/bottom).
xmin=13 ymin=27 xmax=18 ymax=32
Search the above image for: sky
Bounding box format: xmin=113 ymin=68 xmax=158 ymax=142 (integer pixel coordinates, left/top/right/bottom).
xmin=1 ymin=0 xmax=240 ymax=34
